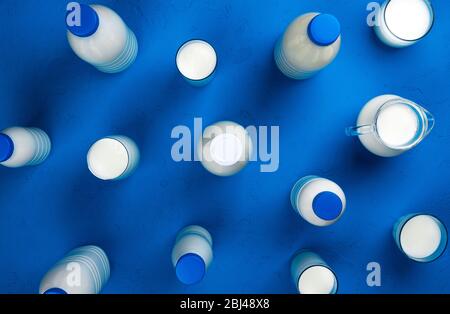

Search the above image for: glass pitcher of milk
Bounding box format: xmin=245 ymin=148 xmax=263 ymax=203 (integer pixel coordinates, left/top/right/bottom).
xmin=346 ymin=95 xmax=434 ymax=157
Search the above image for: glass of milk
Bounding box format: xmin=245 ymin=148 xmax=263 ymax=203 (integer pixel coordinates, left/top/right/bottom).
xmin=346 ymin=94 xmax=434 ymax=157
xmin=176 ymin=40 xmax=217 ymax=86
xmin=87 ymin=135 xmax=140 ymax=180
xmin=394 ymin=214 xmax=447 ymax=262
xmin=198 ymin=121 xmax=253 ymax=176
xmin=291 ymin=250 xmax=338 ymax=294
xmin=374 ymin=0 xmax=434 ymax=48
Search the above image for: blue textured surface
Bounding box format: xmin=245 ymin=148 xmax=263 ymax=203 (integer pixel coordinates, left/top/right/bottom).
xmin=0 ymin=0 xmax=449 ymax=294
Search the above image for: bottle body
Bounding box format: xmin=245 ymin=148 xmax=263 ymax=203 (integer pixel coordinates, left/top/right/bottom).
xmin=198 ymin=121 xmax=253 ymax=177
xmin=39 ymin=245 xmax=110 ymax=294
xmin=0 ymin=127 xmax=51 ymax=168
xmin=393 ymin=214 xmax=447 ymax=263
xmin=291 ymin=250 xmax=338 ymax=294
xmin=87 ymin=135 xmax=140 ymax=181
xmin=290 ymin=176 xmax=346 ymax=227
xmin=274 ymin=13 xmax=341 ymax=80
xmin=172 ymin=225 xmax=213 ymax=285
xmin=67 ymin=5 xmax=138 ymax=73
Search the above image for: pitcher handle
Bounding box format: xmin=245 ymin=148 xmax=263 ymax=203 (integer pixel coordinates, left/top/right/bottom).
xmin=345 ymin=124 xmax=374 ymax=137
xmin=345 ymin=124 xmax=373 ymax=136
xmin=423 ymin=109 xmax=435 ymax=137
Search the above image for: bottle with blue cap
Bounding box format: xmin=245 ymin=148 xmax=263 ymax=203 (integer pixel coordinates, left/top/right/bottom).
xmin=171 ymin=225 xmax=213 ymax=285
xmin=0 ymin=127 xmax=51 ymax=168
xmin=274 ymin=12 xmax=341 ymax=79
xmin=291 ymin=250 xmax=338 ymax=294
xmin=39 ymin=245 xmax=110 ymax=294
xmin=66 ymin=2 xmax=138 ymax=73
xmin=290 ymin=176 xmax=346 ymax=227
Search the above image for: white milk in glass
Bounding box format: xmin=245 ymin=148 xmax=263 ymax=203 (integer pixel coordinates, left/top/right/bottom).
xmin=87 ymin=136 xmax=139 ymax=180
xmin=198 ymin=121 xmax=252 ymax=176
xmin=298 ymin=266 xmax=337 ymax=294
xmin=394 ymin=214 xmax=447 ymax=262
xmin=374 ymin=0 xmax=434 ymax=48
xmin=176 ymin=40 xmax=217 ymax=86
xmin=291 ymin=250 xmax=337 ymax=294
xmin=346 ymin=95 xmax=434 ymax=157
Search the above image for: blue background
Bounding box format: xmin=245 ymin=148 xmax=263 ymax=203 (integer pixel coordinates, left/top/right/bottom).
xmin=0 ymin=0 xmax=449 ymax=294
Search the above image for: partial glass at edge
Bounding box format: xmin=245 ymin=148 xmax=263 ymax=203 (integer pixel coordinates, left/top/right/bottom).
xmin=383 ymin=0 xmax=435 ymax=42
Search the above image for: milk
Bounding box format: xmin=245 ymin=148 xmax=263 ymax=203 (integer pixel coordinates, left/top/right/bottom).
xmin=376 ymin=102 xmax=420 ymax=148
xmin=39 ymin=245 xmax=110 ymax=294
xmin=198 ymin=121 xmax=252 ymax=176
xmin=172 ymin=225 xmax=213 ymax=285
xmin=274 ymin=13 xmax=341 ymax=79
xmin=291 ymin=251 xmax=337 ymax=294
xmin=0 ymin=127 xmax=51 ymax=168
xmin=176 ymin=40 xmax=217 ymax=86
xmin=291 ymin=176 xmax=346 ymax=227
xmin=87 ymin=135 xmax=139 ymax=180
xmin=67 ymin=4 xmax=138 ymax=73
xmin=374 ymin=0 xmax=434 ymax=48
xmin=347 ymin=94 xmax=434 ymax=157
xmin=298 ymin=266 xmax=337 ymax=294
xmin=394 ymin=214 xmax=447 ymax=262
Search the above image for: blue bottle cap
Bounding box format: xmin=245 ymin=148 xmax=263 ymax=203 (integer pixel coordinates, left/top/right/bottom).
xmin=0 ymin=133 xmax=14 ymax=162
xmin=44 ymin=288 xmax=67 ymax=294
xmin=312 ymin=191 xmax=343 ymax=221
xmin=175 ymin=253 xmax=206 ymax=285
xmin=66 ymin=3 xmax=99 ymax=37
xmin=307 ymin=14 xmax=341 ymax=46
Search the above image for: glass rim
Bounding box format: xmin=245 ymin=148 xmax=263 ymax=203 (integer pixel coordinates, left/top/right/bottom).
xmin=175 ymin=38 xmax=217 ymax=81
xmin=398 ymin=213 xmax=448 ymax=263
xmin=383 ymin=0 xmax=435 ymax=42
xmin=297 ymin=264 xmax=339 ymax=294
